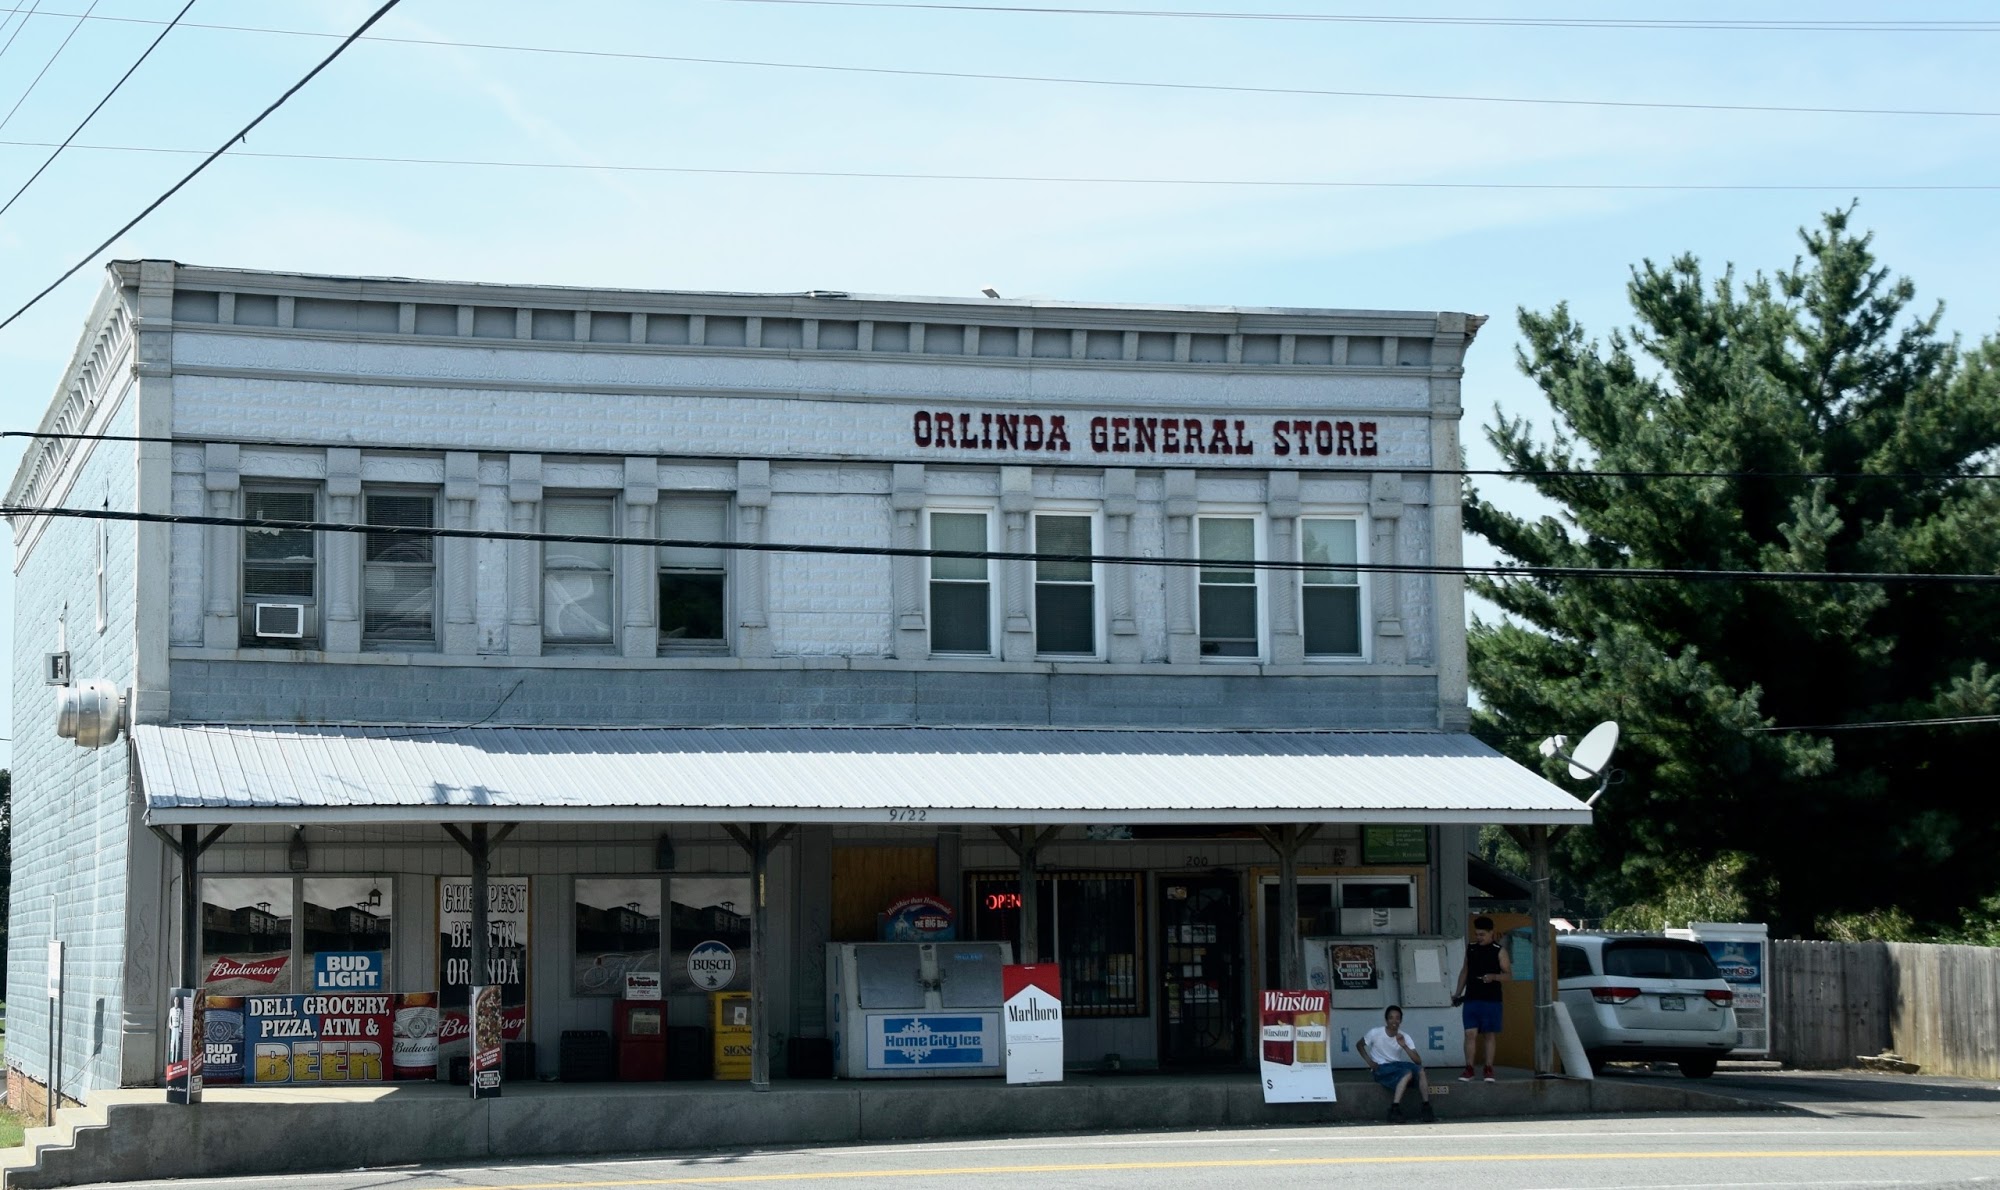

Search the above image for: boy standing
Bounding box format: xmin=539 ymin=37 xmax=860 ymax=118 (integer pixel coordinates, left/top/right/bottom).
xmin=1453 ymin=914 xmax=1511 ymax=1081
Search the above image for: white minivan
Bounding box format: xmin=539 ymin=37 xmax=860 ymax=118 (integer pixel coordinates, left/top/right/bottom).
xmin=1555 ymin=933 xmax=1740 ymax=1078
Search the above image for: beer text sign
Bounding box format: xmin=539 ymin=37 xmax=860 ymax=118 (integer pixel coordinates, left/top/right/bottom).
xmin=1259 ymin=989 xmax=1336 ymax=1104
xmin=1002 ymin=964 xmax=1063 ymax=1085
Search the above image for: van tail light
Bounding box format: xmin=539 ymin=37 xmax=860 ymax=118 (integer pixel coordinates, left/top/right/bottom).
xmin=1592 ymin=986 xmax=1641 ymax=1005
xmin=1704 ymin=988 xmax=1735 ymax=1005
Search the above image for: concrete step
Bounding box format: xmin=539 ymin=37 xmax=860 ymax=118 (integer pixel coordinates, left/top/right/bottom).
xmin=2 ymin=1103 xmax=110 ymax=1190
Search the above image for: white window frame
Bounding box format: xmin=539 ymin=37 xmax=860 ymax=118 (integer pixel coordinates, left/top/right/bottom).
xmin=1297 ymin=511 xmax=1370 ymax=662
xmin=361 ymin=487 xmax=440 ymax=647
xmin=925 ymin=504 xmax=999 ymax=657
xmin=95 ymin=489 xmax=108 ymax=633
xmin=658 ymin=494 xmax=732 ymax=655
xmin=1194 ymin=510 xmax=1267 ymax=661
xmin=542 ymin=495 xmax=619 ymax=647
xmin=1030 ymin=506 xmax=1104 ymax=660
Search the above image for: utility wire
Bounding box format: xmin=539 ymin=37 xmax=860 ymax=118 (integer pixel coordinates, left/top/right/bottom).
xmin=7 ymin=504 xmax=1998 ymax=587
xmin=3 ymin=136 xmax=1994 ymax=194
xmin=0 ymin=0 xmax=46 ymax=70
xmin=704 ymin=1 xmax=2000 ymax=34
xmin=0 ymin=0 xmax=195 ymax=220
xmin=0 ymin=0 xmax=96 ymax=134
xmin=0 ymin=0 xmax=400 ymax=335
xmin=0 ymin=12 xmax=1987 ymax=120
xmin=10 ymin=429 xmax=2000 ymax=484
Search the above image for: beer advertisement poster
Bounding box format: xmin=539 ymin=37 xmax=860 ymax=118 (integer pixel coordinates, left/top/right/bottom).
xmin=1259 ymin=989 xmax=1335 ymax=1104
xmin=437 ymin=877 xmax=530 ymax=1062
xmin=1001 ymin=964 xmax=1063 ymax=1085
xmin=200 ymin=877 xmax=295 ymax=995
xmin=165 ymin=987 xmax=203 ymax=1104
xmin=469 ymin=984 xmax=504 ymax=1098
xmin=244 ymin=993 xmax=393 ymax=1084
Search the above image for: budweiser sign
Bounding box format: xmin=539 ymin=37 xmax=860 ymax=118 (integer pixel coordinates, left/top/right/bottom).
xmin=207 ymin=956 xmax=289 ymax=984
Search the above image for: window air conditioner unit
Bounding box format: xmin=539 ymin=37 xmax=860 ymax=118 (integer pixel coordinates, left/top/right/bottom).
xmin=250 ymin=601 xmax=313 ymax=640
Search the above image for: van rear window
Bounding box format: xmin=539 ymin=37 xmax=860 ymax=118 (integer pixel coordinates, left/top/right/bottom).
xmin=1602 ymin=941 xmax=1721 ymax=980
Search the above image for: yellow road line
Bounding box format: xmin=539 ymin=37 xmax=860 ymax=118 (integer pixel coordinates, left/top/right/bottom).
xmin=457 ymin=1149 xmax=2000 ymax=1189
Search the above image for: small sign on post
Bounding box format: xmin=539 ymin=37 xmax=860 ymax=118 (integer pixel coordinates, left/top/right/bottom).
xmin=468 ymin=984 xmax=503 ymax=1098
xmin=1002 ymin=964 xmax=1064 ymax=1085
xmin=165 ymin=987 xmax=204 ymax=1105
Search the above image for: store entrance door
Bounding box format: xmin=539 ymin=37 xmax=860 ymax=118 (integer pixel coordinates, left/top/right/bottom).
xmin=1158 ymin=875 xmax=1245 ymax=1066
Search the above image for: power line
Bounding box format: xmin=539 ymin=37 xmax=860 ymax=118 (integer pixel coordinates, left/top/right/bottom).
xmin=0 ymin=0 xmax=98 ymax=134
xmin=0 ymin=11 xmax=1989 ymax=120
xmin=0 ymin=0 xmax=400 ymax=335
xmin=7 ymin=504 xmax=1998 ymax=587
xmin=0 ymin=0 xmax=196 ymax=221
xmin=0 ymin=1 xmax=47 ymax=71
xmin=11 ymin=429 xmax=2000 ymax=484
xmin=704 ymin=0 xmax=2000 ymax=34
xmin=4 ymin=136 xmax=1995 ymax=194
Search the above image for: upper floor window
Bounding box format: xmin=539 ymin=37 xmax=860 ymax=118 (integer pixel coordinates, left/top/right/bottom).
xmin=660 ymin=496 xmax=729 ymax=653
xmin=1033 ymin=512 xmax=1096 ymax=656
xmin=1197 ymin=515 xmax=1259 ymax=658
xmin=544 ymin=498 xmax=615 ymax=645
xmin=242 ymin=487 xmax=317 ymax=645
xmin=363 ymin=491 xmax=437 ymax=644
xmin=928 ymin=510 xmax=992 ymax=654
xmin=1300 ymin=517 xmax=1363 ymax=657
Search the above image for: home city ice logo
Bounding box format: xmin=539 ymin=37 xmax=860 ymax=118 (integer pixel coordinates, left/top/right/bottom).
xmin=688 ymin=940 xmax=737 ymax=991
xmin=881 ymin=1017 xmax=986 ymax=1065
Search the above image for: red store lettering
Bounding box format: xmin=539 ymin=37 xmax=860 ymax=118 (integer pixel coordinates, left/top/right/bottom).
xmin=1271 ymin=419 xmax=1379 ymax=457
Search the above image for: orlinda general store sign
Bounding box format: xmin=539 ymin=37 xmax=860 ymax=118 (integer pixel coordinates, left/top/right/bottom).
xmin=911 ymin=410 xmax=1381 ymax=459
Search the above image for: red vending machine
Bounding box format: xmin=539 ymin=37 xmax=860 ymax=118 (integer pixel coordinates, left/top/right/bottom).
xmin=612 ymin=999 xmax=666 ymax=1081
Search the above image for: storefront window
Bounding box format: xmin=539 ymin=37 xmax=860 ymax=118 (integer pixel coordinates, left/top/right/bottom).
xmin=303 ymin=877 xmax=393 ymax=983
xmin=967 ymin=871 xmax=1145 ymax=1017
xmin=201 ymin=877 xmax=298 ymax=994
xmin=668 ymin=877 xmax=753 ymax=993
xmin=574 ymin=878 xmax=664 ymax=996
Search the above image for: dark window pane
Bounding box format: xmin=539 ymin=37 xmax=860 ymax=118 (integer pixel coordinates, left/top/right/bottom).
xmin=365 ymin=494 xmax=434 ymax=564
xmin=660 ymin=572 xmax=726 ymax=641
xmin=244 ymin=564 xmax=314 ymax=597
xmin=1035 ymin=585 xmax=1094 ymax=654
xmin=1303 ymin=586 xmax=1361 ymax=655
xmin=1199 ymin=585 xmax=1257 ymax=655
xmin=930 ymin=583 xmax=990 ymax=652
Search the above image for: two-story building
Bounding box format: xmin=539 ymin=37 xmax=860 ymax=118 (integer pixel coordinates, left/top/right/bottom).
xmin=6 ymin=260 xmax=1586 ymax=1110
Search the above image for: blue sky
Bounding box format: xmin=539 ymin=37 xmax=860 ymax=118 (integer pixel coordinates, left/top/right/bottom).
xmin=3 ymin=0 xmax=1998 ymax=766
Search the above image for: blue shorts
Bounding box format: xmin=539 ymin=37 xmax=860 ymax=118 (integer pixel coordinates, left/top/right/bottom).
xmin=1371 ymin=1060 xmax=1421 ymax=1091
xmin=1462 ymin=999 xmax=1504 ymax=1033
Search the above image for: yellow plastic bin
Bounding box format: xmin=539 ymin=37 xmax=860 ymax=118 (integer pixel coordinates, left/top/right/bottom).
xmin=709 ymin=991 xmax=753 ymax=1081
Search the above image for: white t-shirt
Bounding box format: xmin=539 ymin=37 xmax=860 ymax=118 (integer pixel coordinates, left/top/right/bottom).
xmin=1361 ymin=1026 xmax=1416 ymax=1066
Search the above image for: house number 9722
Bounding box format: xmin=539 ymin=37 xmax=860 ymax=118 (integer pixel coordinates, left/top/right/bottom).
xmin=887 ymin=808 xmax=929 ymax=822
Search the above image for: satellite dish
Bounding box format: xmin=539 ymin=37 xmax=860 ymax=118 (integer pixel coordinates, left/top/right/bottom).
xmin=1568 ymin=721 xmax=1619 ymax=780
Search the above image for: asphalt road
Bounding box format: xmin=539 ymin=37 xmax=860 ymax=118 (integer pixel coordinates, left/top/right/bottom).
xmin=80 ymin=1069 xmax=2000 ymax=1190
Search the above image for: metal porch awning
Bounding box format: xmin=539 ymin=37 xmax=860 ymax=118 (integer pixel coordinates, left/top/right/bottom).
xmin=132 ymin=723 xmax=1592 ymax=827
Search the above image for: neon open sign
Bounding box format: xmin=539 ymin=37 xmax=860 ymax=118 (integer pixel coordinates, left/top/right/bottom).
xmin=983 ymin=892 xmax=1022 ymax=911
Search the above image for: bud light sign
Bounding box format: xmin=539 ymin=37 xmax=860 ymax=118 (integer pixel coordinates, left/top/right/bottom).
xmin=688 ymin=940 xmax=737 ymax=991
xmin=314 ymin=952 xmax=384 ymax=991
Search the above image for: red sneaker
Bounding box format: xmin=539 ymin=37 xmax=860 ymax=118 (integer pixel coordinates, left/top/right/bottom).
xmin=1458 ymin=1065 xmax=1475 ymax=1082
xmin=1483 ymin=1066 xmax=1497 ymax=1082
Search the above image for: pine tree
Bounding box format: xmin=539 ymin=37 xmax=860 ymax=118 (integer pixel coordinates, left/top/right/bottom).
xmin=1466 ymin=209 xmax=2000 ymax=934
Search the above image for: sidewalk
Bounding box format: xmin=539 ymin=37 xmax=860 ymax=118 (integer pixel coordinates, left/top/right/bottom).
xmin=1 ymin=1067 xmax=1772 ymax=1189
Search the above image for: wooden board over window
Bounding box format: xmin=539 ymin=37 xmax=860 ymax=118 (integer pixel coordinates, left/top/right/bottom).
xmin=830 ymin=845 xmax=938 ymax=942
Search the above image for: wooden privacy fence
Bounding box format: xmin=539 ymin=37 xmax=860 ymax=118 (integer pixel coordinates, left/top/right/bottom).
xmin=1770 ymin=940 xmax=2000 ymax=1078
